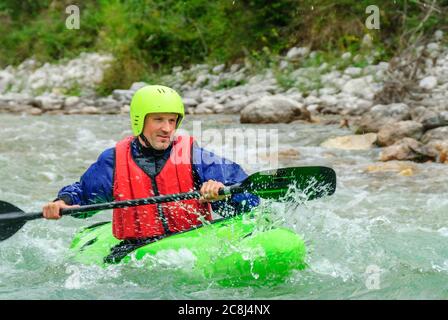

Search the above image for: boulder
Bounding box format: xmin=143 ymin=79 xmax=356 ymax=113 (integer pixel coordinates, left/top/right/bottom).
xmin=240 ymin=96 xmax=309 ymax=123
xmin=421 ymin=126 xmax=448 ymax=144
xmin=112 ymin=89 xmax=133 ymax=103
xmin=354 ymin=103 xmax=411 ymax=133
xmin=342 ymin=77 xmax=375 ymax=99
xmin=411 ymin=106 xmax=448 ymax=130
xmin=27 ymin=107 xmax=43 ymax=116
xmin=33 ymin=95 xmax=64 ymax=110
xmin=364 ymin=161 xmax=417 ymax=175
xmin=377 ymin=121 xmax=424 ymax=146
xmin=212 ymin=64 xmax=225 ymax=74
xmin=286 ymin=47 xmax=310 ymax=60
xmin=344 ymin=67 xmax=363 ymax=77
xmin=182 ymin=97 xmax=198 ymax=109
xmin=0 ymin=71 xmax=13 ymax=94
xmin=379 ymin=138 xmax=426 ymax=162
xmin=80 ymin=106 xmax=100 ymax=114
xmin=129 ymin=82 xmax=148 ymax=92
xmin=95 ymin=97 xmax=121 ymax=114
xmin=320 ymin=133 xmax=378 ymax=150
xmin=419 ymin=76 xmax=438 ymax=90
xmin=421 ymin=139 xmax=448 ymax=163
xmin=195 ymin=99 xmax=216 ymax=114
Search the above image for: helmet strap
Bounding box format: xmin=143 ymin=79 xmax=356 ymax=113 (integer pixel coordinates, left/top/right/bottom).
xmin=139 ymin=133 xmax=152 ymax=148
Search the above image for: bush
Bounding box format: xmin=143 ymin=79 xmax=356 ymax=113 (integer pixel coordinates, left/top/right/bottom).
xmin=0 ymin=0 xmax=446 ymax=94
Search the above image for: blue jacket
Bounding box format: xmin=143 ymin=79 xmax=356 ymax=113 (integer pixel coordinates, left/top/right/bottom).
xmin=57 ymin=138 xmax=259 ymax=218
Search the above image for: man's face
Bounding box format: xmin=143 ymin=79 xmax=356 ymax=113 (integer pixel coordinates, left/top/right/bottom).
xmin=141 ymin=113 xmax=178 ymax=150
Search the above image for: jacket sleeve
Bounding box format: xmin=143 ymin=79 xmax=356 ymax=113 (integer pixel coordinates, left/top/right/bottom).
xmin=57 ymin=147 xmax=115 ymax=218
xmin=192 ymin=145 xmax=260 ymax=217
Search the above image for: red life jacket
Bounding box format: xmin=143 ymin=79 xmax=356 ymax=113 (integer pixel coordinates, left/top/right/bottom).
xmin=112 ymin=135 xmax=212 ymax=240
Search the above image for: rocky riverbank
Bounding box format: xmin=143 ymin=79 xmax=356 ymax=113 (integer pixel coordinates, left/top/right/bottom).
xmin=0 ymin=32 xmax=447 ymax=163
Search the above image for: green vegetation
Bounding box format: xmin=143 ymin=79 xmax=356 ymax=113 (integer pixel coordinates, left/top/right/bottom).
xmin=0 ymin=0 xmax=446 ymax=95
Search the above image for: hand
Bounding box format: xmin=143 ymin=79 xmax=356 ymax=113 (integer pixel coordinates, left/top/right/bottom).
xmin=42 ymin=200 xmax=79 ymax=220
xmin=199 ymin=180 xmax=228 ymax=203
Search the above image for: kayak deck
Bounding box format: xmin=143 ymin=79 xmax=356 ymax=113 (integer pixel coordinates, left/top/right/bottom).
xmin=69 ymin=211 xmax=307 ymax=287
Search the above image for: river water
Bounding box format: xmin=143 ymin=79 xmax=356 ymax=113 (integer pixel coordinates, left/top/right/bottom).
xmin=0 ymin=113 xmax=447 ymax=299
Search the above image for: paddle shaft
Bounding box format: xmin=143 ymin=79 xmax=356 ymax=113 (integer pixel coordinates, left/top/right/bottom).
xmin=0 ymin=187 xmax=242 ymax=223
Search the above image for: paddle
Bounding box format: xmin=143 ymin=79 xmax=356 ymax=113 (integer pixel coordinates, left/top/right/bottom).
xmin=0 ymin=166 xmax=336 ymax=241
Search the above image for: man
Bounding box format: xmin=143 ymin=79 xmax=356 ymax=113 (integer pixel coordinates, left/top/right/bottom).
xmin=42 ymin=85 xmax=259 ymax=241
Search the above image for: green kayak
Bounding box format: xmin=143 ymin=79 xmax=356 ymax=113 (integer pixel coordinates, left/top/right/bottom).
xmin=69 ymin=208 xmax=307 ymax=287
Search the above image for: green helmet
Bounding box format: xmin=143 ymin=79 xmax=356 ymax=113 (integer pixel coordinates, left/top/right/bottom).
xmin=130 ymin=85 xmax=185 ymax=136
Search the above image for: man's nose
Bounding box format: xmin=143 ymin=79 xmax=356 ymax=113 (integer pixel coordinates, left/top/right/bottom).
xmin=160 ymin=120 xmax=171 ymax=132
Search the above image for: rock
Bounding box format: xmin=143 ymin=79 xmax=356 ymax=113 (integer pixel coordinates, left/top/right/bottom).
xmin=320 ymin=133 xmax=378 ymax=150
xmin=426 ymin=42 xmax=439 ymax=54
xmin=303 ymin=95 xmax=321 ymax=106
xmin=354 ymin=103 xmax=411 ymax=133
xmin=112 ymin=89 xmax=133 ymax=103
xmin=319 ymin=95 xmax=338 ymax=107
xmin=8 ymin=104 xmax=36 ymax=113
xmin=364 ymin=161 xmax=417 ymax=175
xmin=6 ymin=53 xmax=113 ymax=96
xmin=64 ymin=96 xmax=81 ymax=109
xmin=422 ymin=140 xmax=448 ymax=163
xmin=80 ymin=106 xmax=100 ymax=114
xmin=0 ymin=71 xmax=13 ymax=94
xmin=398 ymin=168 xmax=414 ymax=176
xmin=434 ymin=30 xmax=444 ymax=41
xmin=361 ymin=34 xmax=373 ymax=48
xmin=279 ymin=60 xmax=290 ymax=70
xmin=195 ymin=99 xmax=216 ymax=114
xmin=341 ymin=52 xmax=352 ymax=60
xmin=379 ymin=138 xmax=425 ymax=161
xmin=212 ymin=64 xmax=225 ymax=74
xmin=182 ymin=89 xmax=203 ymax=102
xmin=419 ymin=76 xmax=438 ymax=90
xmin=120 ymin=104 xmax=130 ymax=114
xmin=27 ymin=107 xmax=43 ymax=116
xmin=421 ymin=127 xmax=448 ymax=144
xmin=224 ymin=98 xmax=249 ymax=114
xmin=230 ymin=64 xmax=241 ymax=73
xmin=342 ymin=77 xmax=374 ymax=99
xmin=319 ymin=87 xmax=338 ymax=96
xmin=172 ymin=66 xmax=183 ymax=73
xmin=182 ymin=97 xmax=198 ymax=108
xmin=33 ymin=95 xmax=64 ymax=110
xmin=377 ymin=121 xmax=424 ymax=146
xmin=286 ymin=47 xmax=310 ymax=60
xmin=194 ymin=74 xmax=211 ymax=88
xmin=129 ymin=82 xmax=148 ymax=92
xmin=212 ymin=104 xmax=225 ymax=113
xmin=95 ymin=97 xmax=121 ymax=114
xmin=411 ymin=106 xmax=448 ymax=130
xmin=344 ymin=67 xmax=362 ymax=77
xmin=277 ymin=148 xmax=300 ymax=159
xmin=240 ymin=95 xmax=309 ymax=123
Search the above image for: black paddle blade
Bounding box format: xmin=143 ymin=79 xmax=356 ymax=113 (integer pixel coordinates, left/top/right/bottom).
xmin=241 ymin=166 xmax=336 ymax=201
xmin=0 ymin=201 xmax=26 ymax=241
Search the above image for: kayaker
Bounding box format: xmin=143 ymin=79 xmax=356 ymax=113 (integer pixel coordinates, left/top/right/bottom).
xmin=42 ymin=85 xmax=259 ymax=242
